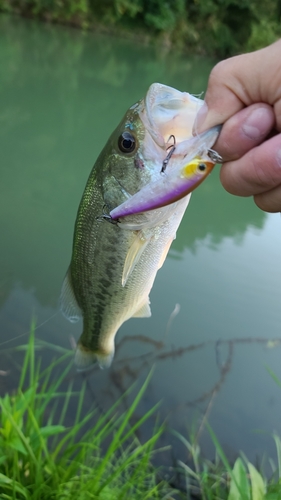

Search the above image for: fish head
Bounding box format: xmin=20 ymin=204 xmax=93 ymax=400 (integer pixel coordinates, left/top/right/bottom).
xmin=108 ymin=85 xmax=221 ymax=222
xmin=99 ymin=83 xmax=205 ymax=212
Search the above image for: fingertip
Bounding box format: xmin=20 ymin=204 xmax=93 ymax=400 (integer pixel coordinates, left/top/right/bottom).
xmin=193 ymin=102 xmax=227 ymax=135
xmin=219 ymin=161 xmax=238 ymax=196
xmin=192 ymin=102 xmax=208 ymax=134
xmin=194 ymin=59 xmax=246 ymax=135
xmin=254 ymin=189 xmax=281 ymax=213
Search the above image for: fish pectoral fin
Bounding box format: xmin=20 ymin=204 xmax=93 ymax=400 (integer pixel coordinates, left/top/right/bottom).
xmin=132 ymin=298 xmax=151 ymax=318
xmin=60 ymin=267 xmax=82 ymax=323
xmin=122 ymin=231 xmax=150 ymax=287
xmin=157 ymin=236 xmax=174 ymax=270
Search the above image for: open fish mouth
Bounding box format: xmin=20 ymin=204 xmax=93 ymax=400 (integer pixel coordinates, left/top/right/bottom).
xmin=140 ymin=83 xmax=204 ymax=147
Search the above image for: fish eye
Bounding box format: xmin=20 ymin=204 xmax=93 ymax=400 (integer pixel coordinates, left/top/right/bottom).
xmin=118 ymin=131 xmax=136 ymax=153
xmin=198 ymin=162 xmax=207 ymax=172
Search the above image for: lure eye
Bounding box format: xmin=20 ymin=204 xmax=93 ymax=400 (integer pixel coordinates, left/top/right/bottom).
xmin=118 ymin=131 xmax=136 ymax=153
xmin=198 ymin=162 xmax=207 ymax=172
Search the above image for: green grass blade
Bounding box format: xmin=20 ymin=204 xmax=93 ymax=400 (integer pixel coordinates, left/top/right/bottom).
xmin=95 ymin=369 xmax=154 ymax=492
xmin=19 ymin=320 xmax=36 ymax=391
xmin=273 ymin=434 xmax=281 ymax=479
xmin=207 ymin=423 xmax=248 ymax=500
xmin=228 ymin=458 xmax=250 ymax=500
xmin=248 ymin=462 xmax=266 ymax=500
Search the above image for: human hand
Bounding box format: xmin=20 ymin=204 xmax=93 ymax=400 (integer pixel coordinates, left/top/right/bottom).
xmin=194 ymin=39 xmax=281 ymax=212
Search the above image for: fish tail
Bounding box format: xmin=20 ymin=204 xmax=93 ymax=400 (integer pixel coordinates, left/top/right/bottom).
xmin=74 ymin=342 xmax=114 ymax=371
xmin=96 ymin=351 xmax=115 ymax=370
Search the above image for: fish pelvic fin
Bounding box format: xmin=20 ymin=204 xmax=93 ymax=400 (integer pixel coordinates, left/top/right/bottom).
xmin=60 ymin=267 xmax=82 ymax=323
xmin=122 ymin=231 xmax=150 ymax=287
xmin=74 ymin=343 xmax=114 ymax=371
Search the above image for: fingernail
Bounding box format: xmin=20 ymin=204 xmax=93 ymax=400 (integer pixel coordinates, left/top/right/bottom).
xmin=242 ymin=108 xmax=271 ymax=140
xmin=192 ymin=102 xmax=208 ymax=135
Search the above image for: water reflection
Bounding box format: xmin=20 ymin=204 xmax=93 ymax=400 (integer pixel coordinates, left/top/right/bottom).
xmin=1 ymin=14 xmax=281 ymax=473
xmin=172 ymin=170 xmax=266 ymax=254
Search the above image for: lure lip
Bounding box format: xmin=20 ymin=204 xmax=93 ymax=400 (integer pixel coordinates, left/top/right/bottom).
xmin=110 ymin=125 xmax=222 ymax=220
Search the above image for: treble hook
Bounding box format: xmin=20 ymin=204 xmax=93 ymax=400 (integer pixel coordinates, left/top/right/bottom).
xmin=161 ymin=134 xmax=176 ymax=173
xmin=208 ymin=149 xmax=223 ymax=164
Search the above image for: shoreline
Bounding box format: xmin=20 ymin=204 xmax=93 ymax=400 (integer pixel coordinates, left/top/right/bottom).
xmin=1 ymin=2 xmax=280 ymax=58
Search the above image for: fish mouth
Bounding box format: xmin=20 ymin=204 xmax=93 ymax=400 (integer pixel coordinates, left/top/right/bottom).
xmin=140 ymin=83 xmax=204 ymax=149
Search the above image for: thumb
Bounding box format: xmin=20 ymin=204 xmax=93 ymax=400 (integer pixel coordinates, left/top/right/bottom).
xmin=193 ymin=91 xmax=244 ymax=135
xmin=193 ymin=40 xmax=281 ymax=134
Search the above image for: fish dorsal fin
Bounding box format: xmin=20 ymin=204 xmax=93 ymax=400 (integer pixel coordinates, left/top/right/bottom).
xmin=132 ymin=298 xmax=151 ymax=318
xmin=122 ymin=231 xmax=150 ymax=287
xmin=60 ymin=267 xmax=82 ymax=323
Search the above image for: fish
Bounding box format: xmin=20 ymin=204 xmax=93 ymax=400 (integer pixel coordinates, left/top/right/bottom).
xmin=60 ymin=83 xmax=220 ymax=370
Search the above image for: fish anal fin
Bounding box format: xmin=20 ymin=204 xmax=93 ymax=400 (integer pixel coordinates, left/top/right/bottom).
xmin=60 ymin=267 xmax=82 ymax=323
xmin=122 ymin=232 xmax=150 ymax=287
xmin=132 ymin=297 xmax=151 ymax=318
xmin=157 ymin=237 xmax=174 ymax=270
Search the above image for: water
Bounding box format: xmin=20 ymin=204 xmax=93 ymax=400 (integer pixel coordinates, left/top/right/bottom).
xmin=1 ymin=14 xmax=281 ymax=473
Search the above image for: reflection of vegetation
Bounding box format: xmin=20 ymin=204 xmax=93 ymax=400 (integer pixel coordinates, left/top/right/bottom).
xmin=107 ymin=329 xmax=281 ymax=413
xmin=0 ymin=329 xmax=173 ymax=499
xmin=172 ymin=169 xmax=266 ymax=254
xmin=0 ymin=0 xmax=280 ymax=56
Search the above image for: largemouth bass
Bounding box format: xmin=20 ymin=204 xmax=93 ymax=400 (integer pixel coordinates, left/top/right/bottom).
xmin=60 ymin=83 xmax=220 ymax=370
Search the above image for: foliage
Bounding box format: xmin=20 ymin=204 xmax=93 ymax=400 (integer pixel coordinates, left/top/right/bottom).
xmin=3 ymin=325 xmax=281 ymax=498
xmin=175 ymin=426 xmax=281 ymax=499
xmin=0 ymin=325 xmax=173 ymax=499
xmin=0 ymin=0 xmax=281 ymax=56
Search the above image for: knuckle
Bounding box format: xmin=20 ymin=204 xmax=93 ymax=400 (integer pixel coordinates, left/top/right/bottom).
xmin=209 ymin=57 xmax=238 ymax=81
xmin=208 ymin=60 xmax=229 ymax=85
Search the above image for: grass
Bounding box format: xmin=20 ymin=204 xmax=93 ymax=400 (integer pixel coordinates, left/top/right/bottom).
xmin=174 ymin=413 xmax=281 ymax=499
xmin=2 ymin=324 xmax=281 ymax=499
xmin=0 ymin=322 xmax=174 ymax=499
